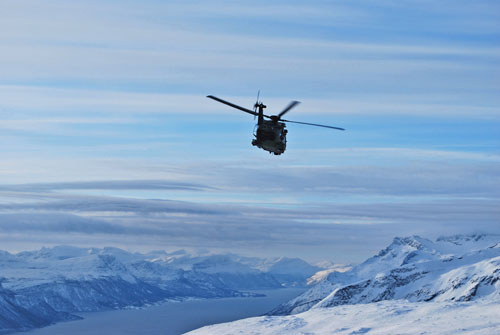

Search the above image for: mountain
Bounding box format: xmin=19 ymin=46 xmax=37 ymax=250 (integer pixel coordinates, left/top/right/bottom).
xmin=2 ymin=248 xmax=246 ymax=317
xmin=162 ymin=253 xmax=322 ymax=289
xmin=259 ymin=257 xmax=322 ymax=287
xmin=0 ymin=246 xmax=321 ymax=333
xmin=270 ymin=234 xmax=500 ymax=315
xmin=188 ymin=234 xmax=500 ymax=335
xmin=0 ymin=283 xmax=79 ymax=335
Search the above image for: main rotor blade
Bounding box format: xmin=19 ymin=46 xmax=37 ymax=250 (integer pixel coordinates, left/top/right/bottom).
xmin=282 ymin=119 xmax=345 ymax=130
xmin=278 ymin=101 xmax=300 ymax=118
xmin=207 ymin=95 xmax=257 ymax=116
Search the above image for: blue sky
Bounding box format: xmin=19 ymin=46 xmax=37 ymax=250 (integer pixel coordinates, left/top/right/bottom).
xmin=0 ymin=0 xmax=499 ymax=262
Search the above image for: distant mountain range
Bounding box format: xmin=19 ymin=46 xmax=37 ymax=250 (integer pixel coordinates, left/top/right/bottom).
xmin=189 ymin=234 xmax=500 ymax=335
xmin=0 ymin=246 xmax=322 ymax=333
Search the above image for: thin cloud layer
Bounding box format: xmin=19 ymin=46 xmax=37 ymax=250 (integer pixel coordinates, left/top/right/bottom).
xmin=0 ymin=180 xmax=213 ymax=192
xmin=0 ymin=185 xmax=497 ymax=262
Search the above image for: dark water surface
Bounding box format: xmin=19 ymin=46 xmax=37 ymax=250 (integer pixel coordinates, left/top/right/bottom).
xmin=21 ymin=288 xmax=305 ymax=335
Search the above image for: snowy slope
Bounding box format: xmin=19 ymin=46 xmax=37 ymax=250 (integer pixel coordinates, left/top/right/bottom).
xmin=270 ymin=234 xmax=500 ymax=315
xmin=187 ymin=299 xmax=500 ymax=335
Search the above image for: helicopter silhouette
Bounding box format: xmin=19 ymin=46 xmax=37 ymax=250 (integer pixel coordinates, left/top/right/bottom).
xmin=207 ymin=93 xmax=344 ymax=155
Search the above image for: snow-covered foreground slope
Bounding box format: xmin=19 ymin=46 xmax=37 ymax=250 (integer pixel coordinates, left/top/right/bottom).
xmin=0 ymin=246 xmax=322 ymax=333
xmin=187 ymin=299 xmax=500 ymax=335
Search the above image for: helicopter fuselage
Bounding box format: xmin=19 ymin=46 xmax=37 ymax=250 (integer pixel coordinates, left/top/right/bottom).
xmin=252 ymin=120 xmax=287 ymax=155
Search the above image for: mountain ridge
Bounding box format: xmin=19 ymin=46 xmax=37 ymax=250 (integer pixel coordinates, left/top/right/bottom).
xmin=270 ymin=233 xmax=500 ymax=315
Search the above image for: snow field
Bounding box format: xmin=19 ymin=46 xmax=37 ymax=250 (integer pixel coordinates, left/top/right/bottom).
xmin=188 ymin=299 xmax=500 ymax=335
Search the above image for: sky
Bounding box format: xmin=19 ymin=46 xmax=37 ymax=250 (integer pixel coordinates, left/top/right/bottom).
xmin=0 ymin=0 xmax=499 ymax=263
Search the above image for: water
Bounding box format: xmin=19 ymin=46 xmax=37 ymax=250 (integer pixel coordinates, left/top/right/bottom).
xmin=21 ymin=289 xmax=305 ymax=335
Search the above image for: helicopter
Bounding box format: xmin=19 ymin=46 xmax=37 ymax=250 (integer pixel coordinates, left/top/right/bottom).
xmin=207 ymin=93 xmax=345 ymax=155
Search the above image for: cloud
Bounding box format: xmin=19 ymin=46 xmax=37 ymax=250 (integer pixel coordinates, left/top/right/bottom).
xmin=0 ymin=212 xmax=134 ymax=235
xmin=0 ymin=180 xmax=214 ymax=192
xmin=1 ymin=1 xmax=498 ymax=106
xmin=1 ymin=146 xmax=499 ymax=199
xmin=0 ymin=195 xmax=225 ymax=217
xmin=180 ymin=157 xmax=500 ymax=198
xmin=0 ymin=145 xmax=496 ymax=263
xmin=0 ymin=194 xmax=497 ymax=263
xmin=2 ymin=86 xmax=499 ymax=122
xmin=0 ymin=212 xmax=212 ymax=240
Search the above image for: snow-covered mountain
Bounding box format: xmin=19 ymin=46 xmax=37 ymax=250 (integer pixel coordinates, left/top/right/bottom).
xmin=189 ymin=234 xmax=500 ymax=335
xmin=258 ymin=257 xmax=322 ymax=287
xmin=270 ymin=234 xmax=500 ymax=315
xmin=0 ymin=246 xmax=322 ymax=333
xmin=164 ymin=253 xmax=322 ymax=288
xmin=0 ymin=284 xmax=79 ymax=334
